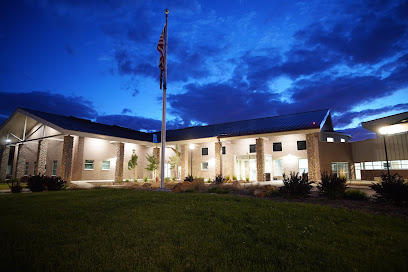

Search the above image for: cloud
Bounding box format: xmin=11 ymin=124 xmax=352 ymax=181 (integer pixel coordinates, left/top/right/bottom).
xmin=339 ymin=126 xmax=376 ymax=142
xmin=121 ymin=108 xmax=132 ymax=114
xmin=0 ymin=90 xmax=98 ymax=120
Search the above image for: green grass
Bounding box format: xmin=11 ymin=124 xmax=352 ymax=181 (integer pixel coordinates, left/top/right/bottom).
xmin=0 ymin=183 xmax=10 ymax=190
xmin=1 ymin=189 xmax=407 ymax=271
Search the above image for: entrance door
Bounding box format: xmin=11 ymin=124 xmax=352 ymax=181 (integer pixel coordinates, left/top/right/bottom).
xmin=354 ymin=163 xmax=361 ymax=180
xmin=235 ymin=155 xmax=256 ymax=181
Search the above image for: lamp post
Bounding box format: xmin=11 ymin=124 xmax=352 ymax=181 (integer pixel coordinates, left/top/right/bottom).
xmin=189 ymin=144 xmax=195 ymax=176
xmin=379 ymin=127 xmax=391 ymax=176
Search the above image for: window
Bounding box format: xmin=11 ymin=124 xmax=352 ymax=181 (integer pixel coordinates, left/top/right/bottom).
xmin=249 ymin=144 xmax=256 ymax=153
xmin=164 ymin=163 xmax=171 ymax=178
xmin=24 ymin=162 xmax=29 ymax=176
xmin=52 ymin=160 xmax=57 ymax=176
xmin=273 ymin=142 xmax=282 ymax=152
xmin=85 ymin=160 xmax=94 ymax=170
xmin=201 ymin=162 xmax=209 ymax=170
xmin=33 ymin=162 xmax=37 ymax=175
xmin=299 ymin=159 xmax=308 ymax=173
xmin=202 ymin=148 xmax=208 ymax=156
xmin=327 ymin=137 xmax=334 ymax=142
xmin=297 ymin=141 xmax=307 ymax=150
xmin=273 ymin=159 xmax=283 ymax=176
xmin=340 ymin=138 xmax=346 ymax=142
xmin=102 ymin=161 xmax=110 ymax=170
xmin=222 ymin=146 xmax=226 ymax=155
xmin=331 ymin=162 xmax=349 ymax=178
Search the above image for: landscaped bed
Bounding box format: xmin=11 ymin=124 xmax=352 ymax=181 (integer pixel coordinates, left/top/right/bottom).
xmin=1 ymin=189 xmax=407 ymax=271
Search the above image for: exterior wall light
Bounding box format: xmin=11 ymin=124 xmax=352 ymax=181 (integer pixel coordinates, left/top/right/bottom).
xmin=189 ymin=144 xmax=195 ymax=150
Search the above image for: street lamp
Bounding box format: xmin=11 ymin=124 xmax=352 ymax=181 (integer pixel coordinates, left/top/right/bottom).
xmin=189 ymin=144 xmax=195 ymax=176
xmin=379 ymin=127 xmax=391 ymax=176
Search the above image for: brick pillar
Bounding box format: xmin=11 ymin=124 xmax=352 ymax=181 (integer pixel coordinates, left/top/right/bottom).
xmin=61 ymin=136 xmax=74 ymax=182
xmin=36 ymin=140 xmax=48 ymax=175
xmin=153 ymin=147 xmax=160 ymax=179
xmin=115 ymin=142 xmax=124 ymax=182
xmin=256 ymin=138 xmax=265 ymax=181
xmin=306 ymin=133 xmax=321 ymax=182
xmin=215 ymin=141 xmax=221 ymax=176
xmin=72 ymin=137 xmax=84 ymax=181
xmin=180 ymin=144 xmax=188 ymax=179
xmin=0 ymin=146 xmax=10 ymax=181
xmin=16 ymin=144 xmax=27 ymax=179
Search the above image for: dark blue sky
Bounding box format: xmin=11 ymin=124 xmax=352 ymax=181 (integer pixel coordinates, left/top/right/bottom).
xmin=1 ymin=0 xmax=407 ymax=141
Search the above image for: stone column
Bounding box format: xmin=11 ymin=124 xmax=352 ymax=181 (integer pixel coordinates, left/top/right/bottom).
xmin=306 ymin=133 xmax=321 ymax=182
xmin=215 ymin=141 xmax=221 ymax=176
xmin=72 ymin=137 xmax=84 ymax=181
xmin=153 ymin=147 xmax=160 ymax=179
xmin=256 ymin=138 xmax=265 ymax=182
xmin=16 ymin=144 xmax=27 ymax=179
xmin=180 ymin=144 xmax=188 ymax=179
xmin=61 ymin=136 xmax=74 ymax=183
xmin=115 ymin=142 xmax=124 ymax=182
xmin=36 ymin=140 xmax=48 ymax=175
xmin=0 ymin=146 xmax=10 ymax=181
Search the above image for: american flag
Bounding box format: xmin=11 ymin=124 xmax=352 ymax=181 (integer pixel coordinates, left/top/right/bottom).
xmin=157 ymin=23 xmax=166 ymax=89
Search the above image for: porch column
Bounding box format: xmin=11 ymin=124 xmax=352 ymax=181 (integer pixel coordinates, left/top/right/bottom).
xmin=306 ymin=133 xmax=321 ymax=181
xmin=36 ymin=140 xmax=48 ymax=175
xmin=115 ymin=142 xmax=124 ymax=182
xmin=153 ymin=147 xmax=160 ymax=179
xmin=256 ymin=138 xmax=265 ymax=181
xmin=72 ymin=137 xmax=84 ymax=181
xmin=0 ymin=146 xmax=10 ymax=181
xmin=215 ymin=141 xmax=222 ymax=176
xmin=61 ymin=136 xmax=74 ymax=182
xmin=16 ymin=144 xmax=27 ymax=179
xmin=180 ymin=144 xmax=188 ymax=179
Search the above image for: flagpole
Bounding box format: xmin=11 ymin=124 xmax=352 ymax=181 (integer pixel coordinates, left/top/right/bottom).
xmin=160 ymin=9 xmax=169 ymax=189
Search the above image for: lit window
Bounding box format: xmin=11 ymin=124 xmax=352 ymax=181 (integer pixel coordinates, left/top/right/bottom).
xmin=102 ymin=161 xmax=110 ymax=170
xmin=249 ymin=144 xmax=256 ymax=153
xmin=327 ymin=137 xmax=334 ymax=142
xmin=222 ymin=146 xmax=226 ymax=155
xmin=85 ymin=160 xmax=94 ymax=170
xmin=341 ymin=138 xmax=346 ymax=142
xmin=273 ymin=142 xmax=282 ymax=151
xmin=273 ymin=159 xmax=283 ymax=176
xmin=25 ymin=162 xmax=29 ymax=176
xmin=202 ymin=148 xmax=208 ymax=156
xmin=331 ymin=162 xmax=349 ymax=179
xmin=297 ymin=141 xmax=307 ymax=150
xmin=52 ymin=160 xmax=57 ymax=176
xmin=201 ymin=162 xmax=209 ymax=170
xmin=372 ymin=161 xmax=382 ymax=170
xmin=299 ymin=159 xmax=308 ymax=174
xmin=364 ymin=162 xmax=373 ymax=170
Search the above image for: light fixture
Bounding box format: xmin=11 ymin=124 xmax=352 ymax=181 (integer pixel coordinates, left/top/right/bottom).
xmin=379 ymin=124 xmax=408 ymax=135
xmin=189 ymin=144 xmax=195 ymax=150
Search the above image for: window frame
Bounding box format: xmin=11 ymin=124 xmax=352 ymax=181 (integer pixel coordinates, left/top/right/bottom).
xmin=222 ymin=146 xmax=226 ymax=155
xmin=202 ymin=147 xmax=209 ymax=156
xmin=84 ymin=160 xmax=94 ymax=170
xmin=201 ymin=161 xmax=209 ymax=170
xmin=297 ymin=140 xmax=307 ymax=150
xmin=102 ymin=160 xmax=110 ymax=170
xmin=273 ymin=142 xmax=282 ymax=152
xmin=52 ymin=160 xmax=57 ymax=176
xmin=249 ymin=144 xmax=256 ymax=153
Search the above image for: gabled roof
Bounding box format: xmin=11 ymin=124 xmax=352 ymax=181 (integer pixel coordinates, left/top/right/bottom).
xmin=19 ymin=108 xmax=154 ymax=142
xmin=362 ymin=111 xmax=408 ymax=133
xmin=156 ymin=109 xmax=330 ymax=142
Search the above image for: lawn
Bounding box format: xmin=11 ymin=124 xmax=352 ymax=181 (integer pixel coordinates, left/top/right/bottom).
xmin=0 ymin=189 xmax=407 ymax=271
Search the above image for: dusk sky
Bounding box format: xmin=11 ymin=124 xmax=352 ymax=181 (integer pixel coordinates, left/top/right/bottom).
xmin=1 ymin=0 xmax=407 ymax=141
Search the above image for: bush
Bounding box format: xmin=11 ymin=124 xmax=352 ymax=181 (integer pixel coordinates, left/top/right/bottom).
xmin=44 ymin=176 xmax=66 ymax=191
xmin=232 ymin=176 xmax=237 ymax=181
xmin=184 ymin=175 xmax=194 ymax=182
xmin=27 ymin=175 xmax=47 ymax=192
xmin=343 ymin=189 xmax=368 ymax=201
xmin=8 ymin=178 xmax=23 ymax=193
xmin=279 ymin=172 xmax=313 ymax=198
xmin=215 ymin=174 xmax=225 ymax=185
xmin=208 ymin=186 xmax=229 ymax=194
xmin=318 ymin=172 xmax=347 ymax=198
xmin=370 ymin=173 xmax=408 ymax=205
xmin=143 ymin=177 xmax=148 ymax=182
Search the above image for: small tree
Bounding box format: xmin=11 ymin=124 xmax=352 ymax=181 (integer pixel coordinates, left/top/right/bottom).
xmin=168 ymin=145 xmax=180 ymax=179
xmin=145 ymin=153 xmax=159 ymax=179
xmin=128 ymin=149 xmax=138 ymax=181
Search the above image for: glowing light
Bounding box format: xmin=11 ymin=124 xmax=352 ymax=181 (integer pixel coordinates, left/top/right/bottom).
xmin=6 ymin=139 xmax=11 ymax=143
xmin=312 ymin=122 xmax=316 ymax=125
xmin=189 ymin=144 xmax=195 ymax=150
xmin=379 ymin=124 xmax=408 ymax=135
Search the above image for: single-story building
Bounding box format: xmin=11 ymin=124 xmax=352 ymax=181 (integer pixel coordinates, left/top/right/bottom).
xmin=0 ymin=108 xmax=407 ymax=182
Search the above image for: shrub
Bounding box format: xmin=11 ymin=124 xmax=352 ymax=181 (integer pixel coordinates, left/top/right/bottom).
xmin=165 ymin=177 xmax=171 ymax=183
xmin=232 ymin=175 xmax=237 ymax=181
xmin=8 ymin=178 xmax=22 ymax=193
xmin=343 ymin=189 xmax=368 ymax=201
xmin=370 ymin=173 xmax=408 ymax=205
xmin=318 ymin=172 xmax=347 ymax=198
xmin=143 ymin=177 xmax=148 ymax=182
xmin=184 ymin=175 xmax=194 ymax=182
xmin=215 ymin=174 xmax=225 ymax=185
xmin=27 ymin=175 xmax=47 ymax=192
xmin=279 ymin=172 xmax=313 ymax=198
xmin=44 ymin=176 xmax=66 ymax=191
xmin=172 ymin=177 xmax=176 ymax=181
xmin=245 ymin=177 xmax=249 ymax=182
xmin=225 ymin=175 xmax=230 ymax=182
xmin=208 ymin=186 xmax=229 ymax=194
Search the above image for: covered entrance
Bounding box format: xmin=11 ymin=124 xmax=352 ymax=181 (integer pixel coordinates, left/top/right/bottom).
xmin=235 ymin=154 xmax=272 ymax=181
